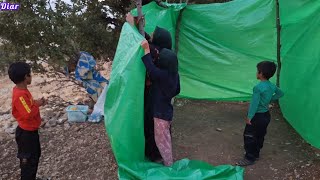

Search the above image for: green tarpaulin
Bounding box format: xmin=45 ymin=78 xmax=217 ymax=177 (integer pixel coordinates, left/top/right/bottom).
xmin=178 ymin=0 xmax=276 ymax=100
xmin=105 ymin=0 xmax=320 ymax=179
xmin=105 ymin=23 xmax=244 ymax=179
xmin=105 ymin=2 xmax=244 ymax=179
xmin=279 ymin=0 xmax=320 ymax=148
xmin=131 ymin=2 xmax=187 ymax=51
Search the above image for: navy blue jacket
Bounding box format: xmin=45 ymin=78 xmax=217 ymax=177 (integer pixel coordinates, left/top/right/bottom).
xmin=142 ymin=53 xmax=180 ymax=121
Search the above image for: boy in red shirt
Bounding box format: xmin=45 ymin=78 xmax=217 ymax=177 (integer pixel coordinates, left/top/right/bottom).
xmin=8 ymin=62 xmax=46 ymax=180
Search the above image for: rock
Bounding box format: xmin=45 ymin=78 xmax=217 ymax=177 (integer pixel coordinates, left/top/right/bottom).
xmin=41 ymin=120 xmax=49 ymax=128
xmin=10 ymin=117 xmax=16 ymax=122
xmin=42 ymin=115 xmax=50 ymax=122
xmin=285 ymin=142 xmax=291 ymax=145
xmin=64 ymin=123 xmax=71 ymax=130
xmin=78 ymin=139 xmax=84 ymax=144
xmin=61 ymin=113 xmax=68 ymax=119
xmin=216 ymin=128 xmax=222 ymax=132
xmin=66 ymin=82 xmax=74 ymax=86
xmin=45 ymin=109 xmax=55 ymax=118
xmin=45 ymin=119 xmax=57 ymax=128
xmin=5 ymin=127 xmax=15 ymax=134
xmin=3 ymin=121 xmax=12 ymax=129
xmin=2 ymin=174 xmax=8 ymax=179
xmin=74 ymin=126 xmax=82 ymax=132
xmin=55 ymin=112 xmax=63 ymax=119
xmin=44 ymin=122 xmax=51 ymax=128
xmin=75 ymin=96 xmax=84 ymax=103
xmin=57 ymin=118 xmax=67 ymax=125
xmin=0 ymin=114 xmax=11 ymax=121
xmin=270 ymin=167 xmax=278 ymax=172
xmin=48 ymin=119 xmax=57 ymax=127
xmin=176 ymin=101 xmax=184 ymax=107
xmin=0 ymin=131 xmax=9 ymax=141
xmin=11 ymin=122 xmax=18 ymax=129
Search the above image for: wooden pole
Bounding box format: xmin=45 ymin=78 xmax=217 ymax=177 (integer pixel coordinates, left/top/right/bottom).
xmin=136 ymin=0 xmax=145 ymax=36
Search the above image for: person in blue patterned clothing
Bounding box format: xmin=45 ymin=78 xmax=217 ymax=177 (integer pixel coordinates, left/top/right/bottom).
xmin=67 ymin=51 xmax=109 ymax=102
xmin=66 ymin=52 xmax=109 ymax=122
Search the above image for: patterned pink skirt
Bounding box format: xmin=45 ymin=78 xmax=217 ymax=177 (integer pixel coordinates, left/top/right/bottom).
xmin=154 ymin=118 xmax=173 ymax=166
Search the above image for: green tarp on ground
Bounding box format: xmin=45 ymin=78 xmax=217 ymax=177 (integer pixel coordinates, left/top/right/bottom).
xmin=279 ymin=0 xmax=320 ymax=148
xmin=178 ymin=0 xmax=276 ymax=100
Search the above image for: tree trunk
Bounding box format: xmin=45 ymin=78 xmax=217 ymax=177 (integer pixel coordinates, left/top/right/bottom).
xmin=136 ymin=0 xmax=145 ymax=36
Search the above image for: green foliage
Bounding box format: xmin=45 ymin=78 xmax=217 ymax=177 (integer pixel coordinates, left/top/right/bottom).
xmin=0 ymin=0 xmax=132 ymax=71
xmin=0 ymin=0 xmax=230 ymax=71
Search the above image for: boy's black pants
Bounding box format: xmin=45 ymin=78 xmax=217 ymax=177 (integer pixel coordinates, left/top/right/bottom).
xmin=15 ymin=126 xmax=41 ymax=180
xmin=244 ymin=111 xmax=270 ymax=161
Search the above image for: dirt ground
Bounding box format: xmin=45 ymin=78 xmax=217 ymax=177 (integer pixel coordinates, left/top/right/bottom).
xmin=0 ymin=123 xmax=117 ymax=180
xmin=173 ymin=100 xmax=320 ymax=180
xmin=1 ymin=99 xmax=319 ymax=179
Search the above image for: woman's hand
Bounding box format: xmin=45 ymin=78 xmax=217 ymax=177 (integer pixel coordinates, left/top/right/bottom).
xmin=141 ymin=40 xmax=150 ymax=55
xmin=126 ymin=12 xmax=135 ymax=26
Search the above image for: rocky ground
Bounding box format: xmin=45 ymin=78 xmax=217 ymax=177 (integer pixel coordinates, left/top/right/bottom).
xmin=0 ymin=122 xmax=118 ymax=180
xmin=1 ymin=62 xmax=320 ymax=180
xmin=0 ymin=62 xmax=115 ymax=180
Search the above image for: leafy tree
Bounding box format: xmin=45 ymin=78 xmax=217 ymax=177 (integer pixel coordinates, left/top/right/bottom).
xmin=0 ymin=0 xmax=230 ymax=71
xmin=0 ymin=0 xmax=132 ymax=71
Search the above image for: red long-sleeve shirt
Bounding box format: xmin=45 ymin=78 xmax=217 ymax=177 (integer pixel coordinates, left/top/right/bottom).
xmin=12 ymin=87 xmax=41 ymax=131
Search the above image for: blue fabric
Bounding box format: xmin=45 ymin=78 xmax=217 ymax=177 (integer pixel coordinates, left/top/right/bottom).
xmin=88 ymin=114 xmax=103 ymax=123
xmin=75 ymin=51 xmax=109 ymax=100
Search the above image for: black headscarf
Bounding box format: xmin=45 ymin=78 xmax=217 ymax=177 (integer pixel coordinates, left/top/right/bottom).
xmin=152 ymin=26 xmax=172 ymax=50
xmin=157 ymin=48 xmax=178 ymax=74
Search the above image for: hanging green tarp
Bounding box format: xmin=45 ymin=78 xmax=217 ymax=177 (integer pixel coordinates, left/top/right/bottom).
xmin=178 ymin=0 xmax=277 ymax=100
xmin=104 ymin=2 xmax=244 ymax=179
xmin=279 ymin=0 xmax=320 ymax=148
xmin=104 ymin=0 xmax=320 ymax=179
xmin=131 ymin=2 xmax=186 ymax=51
xmin=105 ymin=22 xmax=244 ymax=180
